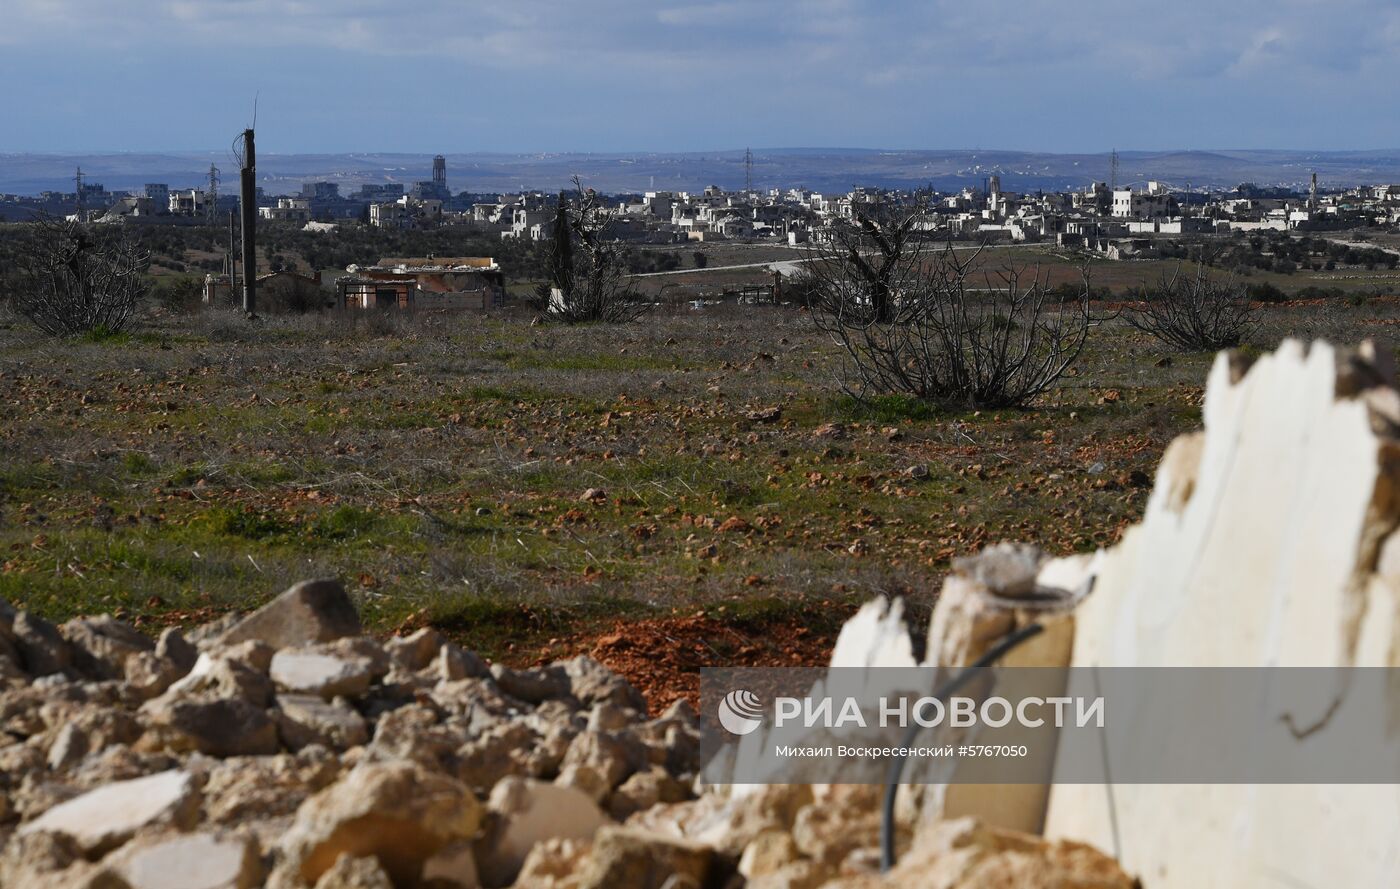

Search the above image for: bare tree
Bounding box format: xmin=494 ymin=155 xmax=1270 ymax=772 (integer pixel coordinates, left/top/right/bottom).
xmin=8 ymin=217 xmax=149 ymax=336
xmin=1126 ymin=262 xmax=1255 ymax=351
xmin=803 ymin=194 xmax=931 ymax=324
xmin=805 ymin=234 xmax=1096 ymax=409
xmin=536 ymin=178 xmax=647 ymax=323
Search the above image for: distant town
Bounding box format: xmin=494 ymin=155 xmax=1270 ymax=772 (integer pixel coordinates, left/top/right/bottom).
xmin=3 ymin=150 xmax=1400 ymax=319
xmin=6 ymin=153 xmax=1400 ymax=255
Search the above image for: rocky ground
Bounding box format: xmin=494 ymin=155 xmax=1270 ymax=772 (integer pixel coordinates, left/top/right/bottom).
xmin=0 ymin=577 xmax=1132 ymax=888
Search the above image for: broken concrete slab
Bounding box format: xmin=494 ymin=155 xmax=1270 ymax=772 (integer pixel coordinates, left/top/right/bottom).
xmin=917 ymin=543 xmax=1079 ymax=836
xmin=217 ymin=579 xmax=361 ymax=650
xmin=1043 ymin=340 xmax=1400 ymax=889
xmin=18 ymin=769 xmax=199 ymax=855
xmin=828 ymin=597 xmax=916 ymax=669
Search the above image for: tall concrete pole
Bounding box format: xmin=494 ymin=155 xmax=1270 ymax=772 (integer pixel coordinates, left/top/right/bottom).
xmin=228 ymin=209 xmax=238 ymax=296
xmin=240 ymin=129 xmax=257 ymax=317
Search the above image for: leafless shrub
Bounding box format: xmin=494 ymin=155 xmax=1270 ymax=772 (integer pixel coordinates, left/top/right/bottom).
xmin=804 ymin=196 xmax=932 ymax=324
xmin=190 ymin=307 xmax=258 ymax=343
xmin=152 ymin=276 xmax=205 ymax=314
xmin=535 ymin=178 xmax=647 ymax=324
xmin=805 ymin=215 xmax=1096 ymax=409
xmin=8 ymin=217 xmax=150 ymax=336
xmin=1126 ymin=263 xmax=1255 ymax=351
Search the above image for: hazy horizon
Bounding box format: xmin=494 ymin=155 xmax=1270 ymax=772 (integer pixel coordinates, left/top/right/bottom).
xmin=7 ymin=145 xmax=1400 ymax=197
xmin=6 ymin=146 xmax=1400 ymax=158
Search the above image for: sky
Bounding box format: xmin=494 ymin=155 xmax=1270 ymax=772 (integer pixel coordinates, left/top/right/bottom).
xmin=2 ymin=0 xmax=1398 ymax=154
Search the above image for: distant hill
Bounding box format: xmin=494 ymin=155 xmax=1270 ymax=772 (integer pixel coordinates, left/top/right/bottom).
xmin=3 ymin=148 xmax=1400 ymax=196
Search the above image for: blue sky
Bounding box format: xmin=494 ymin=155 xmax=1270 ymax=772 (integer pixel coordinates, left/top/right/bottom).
xmin=2 ymin=0 xmax=1397 ymax=153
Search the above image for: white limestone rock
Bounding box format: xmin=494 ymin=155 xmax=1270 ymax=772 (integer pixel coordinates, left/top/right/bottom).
xmin=103 ymin=830 xmax=261 ymax=889
xmin=280 ymin=761 xmax=481 ymax=888
xmin=274 ymin=694 xmax=369 ymax=751
xmin=270 ymin=650 xmax=374 ymax=700
xmin=385 ymin=627 xmax=445 ymax=672
xmin=217 ymin=579 xmax=362 ymax=650
xmin=476 ymin=777 xmax=609 ymax=887
xmin=18 ymin=769 xmax=199 ymax=855
xmin=61 ymin=615 xmax=153 ymax=680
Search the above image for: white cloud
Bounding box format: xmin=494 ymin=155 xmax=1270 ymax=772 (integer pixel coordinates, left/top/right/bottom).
xmin=2 ymin=0 xmax=1393 ymax=78
xmin=3 ymin=0 xmax=1399 ymax=126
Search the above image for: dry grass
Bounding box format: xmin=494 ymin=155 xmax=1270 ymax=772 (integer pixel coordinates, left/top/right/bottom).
xmin=1 ymin=295 xmax=1396 ymax=656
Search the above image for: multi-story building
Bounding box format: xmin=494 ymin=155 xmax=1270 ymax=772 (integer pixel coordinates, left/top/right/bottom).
xmin=1111 ymin=189 xmax=1174 ymax=219
xmin=259 ymin=197 xmax=313 ymax=223
xmin=370 ymin=196 xmax=443 ymax=230
xmin=168 ymin=189 xmax=205 ymax=216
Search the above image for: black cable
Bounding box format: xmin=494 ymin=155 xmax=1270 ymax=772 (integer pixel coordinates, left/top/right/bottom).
xmin=879 ymin=621 xmax=1046 ymax=872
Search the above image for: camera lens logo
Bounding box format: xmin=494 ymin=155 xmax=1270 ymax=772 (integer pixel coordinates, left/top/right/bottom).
xmin=717 ymin=689 xmax=765 ymax=736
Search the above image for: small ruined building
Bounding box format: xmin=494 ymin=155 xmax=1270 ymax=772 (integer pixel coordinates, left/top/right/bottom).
xmin=203 ymin=270 xmax=330 ymax=313
xmin=337 ymin=257 xmax=506 ymax=311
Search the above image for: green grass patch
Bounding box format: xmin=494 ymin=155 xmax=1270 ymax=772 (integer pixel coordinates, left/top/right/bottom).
xmin=202 ymin=506 xmax=289 ymax=541
xmin=122 ymin=452 xmax=158 ymax=476
xmin=835 ymin=394 xmax=941 ymax=423
xmin=77 ymin=325 xmax=132 ymax=344
xmin=0 ymin=462 xmax=60 ymax=496
xmin=166 ymin=462 xmax=211 ymax=487
xmin=305 ymin=504 xmax=380 ymax=543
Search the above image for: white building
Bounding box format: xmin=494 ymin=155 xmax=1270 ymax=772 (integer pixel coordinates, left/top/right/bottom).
xmin=168 ymin=189 xmax=205 ymax=217
xmin=1111 ymin=189 xmax=1174 ymax=219
xmin=259 ymin=197 xmax=312 ymax=223
xmin=371 ymin=196 xmax=443 ymax=230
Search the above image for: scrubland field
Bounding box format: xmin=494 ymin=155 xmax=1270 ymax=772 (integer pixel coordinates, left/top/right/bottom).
xmin=3 ymin=285 xmax=1396 ymax=698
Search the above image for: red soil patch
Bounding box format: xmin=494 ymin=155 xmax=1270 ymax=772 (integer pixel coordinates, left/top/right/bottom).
xmin=533 ymin=615 xmax=835 ymax=716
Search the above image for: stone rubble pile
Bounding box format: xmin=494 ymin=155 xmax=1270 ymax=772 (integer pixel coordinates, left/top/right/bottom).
xmin=0 ymin=577 xmax=1130 ymax=888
